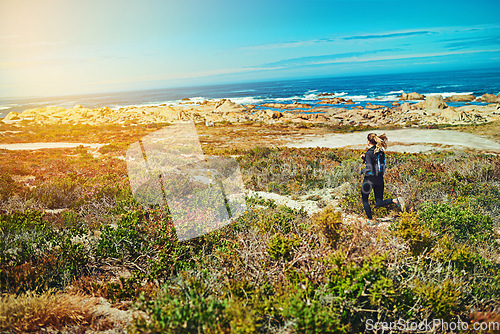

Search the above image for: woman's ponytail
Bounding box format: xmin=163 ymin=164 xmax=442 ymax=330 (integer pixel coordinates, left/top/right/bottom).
xmin=367 ymin=133 xmax=388 ymax=153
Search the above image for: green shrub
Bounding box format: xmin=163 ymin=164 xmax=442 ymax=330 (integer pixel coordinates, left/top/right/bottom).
xmin=267 ymin=233 xmax=300 ymax=261
xmin=391 ymin=212 xmax=435 ymax=256
xmin=418 ymin=203 xmax=495 ymax=244
xmin=0 ymin=210 xmax=88 ymax=293
xmin=430 ymin=234 xmax=495 ymax=272
xmin=324 ymin=251 xmax=407 ymax=330
xmin=413 ymin=279 xmax=464 ymax=321
xmin=312 ymin=206 xmax=343 ymax=247
xmin=96 ymin=210 xmax=151 ymax=261
xmin=280 ymin=286 xmax=347 ymax=333
xmin=131 ymin=274 xmax=230 ymax=334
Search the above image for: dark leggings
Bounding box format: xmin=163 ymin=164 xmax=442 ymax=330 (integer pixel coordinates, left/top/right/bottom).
xmin=361 ymin=177 xmax=394 ymax=219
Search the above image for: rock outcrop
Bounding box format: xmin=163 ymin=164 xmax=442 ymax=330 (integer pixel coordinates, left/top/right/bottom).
xmin=424 ymin=95 xmax=447 ymax=110
xmin=3 ymin=112 xmax=20 ymax=121
xmin=446 ymin=94 xmax=476 ymax=102
xmin=3 ymin=94 xmax=500 ymax=129
xmin=400 ymin=92 xmax=425 ymax=100
xmin=478 ymin=94 xmax=500 ymax=103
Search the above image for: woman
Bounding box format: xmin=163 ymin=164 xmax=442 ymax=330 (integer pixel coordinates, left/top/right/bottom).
xmin=360 ymin=133 xmax=405 ymax=223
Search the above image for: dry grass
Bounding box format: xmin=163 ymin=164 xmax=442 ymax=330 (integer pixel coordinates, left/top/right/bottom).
xmin=0 ymin=290 xmax=113 ymax=333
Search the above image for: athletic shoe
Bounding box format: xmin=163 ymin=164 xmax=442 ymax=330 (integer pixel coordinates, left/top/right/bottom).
xmin=396 ymin=197 xmax=406 ymax=212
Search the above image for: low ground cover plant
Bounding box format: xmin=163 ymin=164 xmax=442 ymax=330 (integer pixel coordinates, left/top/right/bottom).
xmin=0 ymin=145 xmax=499 ymax=332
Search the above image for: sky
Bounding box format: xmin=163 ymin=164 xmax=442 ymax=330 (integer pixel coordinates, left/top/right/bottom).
xmin=1 ymin=0 xmax=499 ymax=98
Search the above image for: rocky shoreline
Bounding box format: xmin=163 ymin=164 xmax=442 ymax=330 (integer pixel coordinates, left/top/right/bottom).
xmin=2 ymin=92 xmax=500 ymax=128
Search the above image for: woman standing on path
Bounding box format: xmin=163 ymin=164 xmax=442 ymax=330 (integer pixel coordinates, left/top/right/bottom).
xmin=360 ymin=133 xmax=405 ymax=224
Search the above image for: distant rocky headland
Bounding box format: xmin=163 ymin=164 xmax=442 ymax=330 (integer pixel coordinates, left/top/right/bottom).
xmin=2 ymin=92 xmax=500 ymax=128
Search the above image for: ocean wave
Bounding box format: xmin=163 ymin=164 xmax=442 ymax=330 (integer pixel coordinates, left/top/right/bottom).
xmin=229 ymin=96 xmax=265 ymax=105
xmin=436 ymin=85 xmax=462 ymax=88
xmin=387 ymin=90 xmax=404 ymax=95
xmin=375 ymin=95 xmax=400 ymax=101
xmin=230 ymin=89 xmax=256 ymax=93
xmin=274 ymin=95 xmax=304 ymax=102
xmin=425 ymin=92 xmax=474 ymax=98
xmin=109 ymin=101 xmax=179 ymax=110
xmin=343 ymin=95 xmax=368 ymax=101
xmin=187 ymin=96 xmax=209 ymax=103
xmin=0 ymin=106 xmax=12 ymax=111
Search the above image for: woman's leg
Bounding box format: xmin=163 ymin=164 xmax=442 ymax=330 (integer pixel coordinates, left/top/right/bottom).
xmin=373 ymin=181 xmax=394 ymax=207
xmin=361 ymin=180 xmax=373 ymax=219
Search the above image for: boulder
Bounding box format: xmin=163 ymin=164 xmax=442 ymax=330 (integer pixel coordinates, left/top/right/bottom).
xmin=424 ymin=95 xmax=447 ymax=110
xmin=214 ymin=99 xmax=245 ymax=113
xmin=266 ymin=110 xmax=282 ymax=119
xmin=309 ymin=114 xmax=329 ymax=122
xmin=3 ymin=112 xmax=20 ymax=121
xmin=446 ymin=94 xmax=476 ymax=102
xmin=401 ymin=102 xmax=411 ymax=112
xmin=400 ymin=92 xmax=425 ymax=100
xmin=365 ymin=104 xmax=386 ymax=109
xmin=439 ymin=107 xmax=470 ymax=122
xmin=479 ymin=94 xmax=500 ymax=103
xmin=318 ymin=97 xmax=345 ymax=104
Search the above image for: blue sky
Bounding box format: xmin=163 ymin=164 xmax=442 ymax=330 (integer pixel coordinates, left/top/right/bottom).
xmin=0 ymin=0 xmax=499 ymax=97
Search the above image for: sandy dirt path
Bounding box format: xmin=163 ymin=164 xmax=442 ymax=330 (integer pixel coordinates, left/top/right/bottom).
xmin=0 ymin=142 xmax=104 ymax=150
xmin=285 ymin=128 xmax=500 ymax=153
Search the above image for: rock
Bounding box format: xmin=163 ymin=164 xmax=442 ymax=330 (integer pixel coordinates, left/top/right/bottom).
xmin=446 ymin=94 xmax=476 ymax=102
xmin=365 ymin=104 xmax=385 ymax=109
xmin=266 ymin=110 xmax=282 ymax=119
xmin=439 ymin=107 xmax=470 ymax=122
xmin=400 ymin=92 xmax=425 ymax=100
xmin=3 ymin=112 xmax=20 ymax=121
xmin=329 ymin=118 xmax=342 ymax=126
xmin=401 ymin=103 xmax=411 ymax=112
xmin=479 ymin=94 xmax=500 ymax=103
xmin=309 ymin=114 xmax=328 ymax=122
xmin=344 ymin=99 xmax=354 ymax=105
xmin=318 ymin=97 xmax=345 ymax=104
xmin=214 ymin=99 xmax=246 ymax=113
xmin=392 ymin=102 xmax=400 ymax=106
xmin=424 ymin=95 xmax=447 ymax=110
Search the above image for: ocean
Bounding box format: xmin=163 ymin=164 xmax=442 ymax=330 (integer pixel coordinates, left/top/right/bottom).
xmin=1 ymin=68 xmax=499 ymax=118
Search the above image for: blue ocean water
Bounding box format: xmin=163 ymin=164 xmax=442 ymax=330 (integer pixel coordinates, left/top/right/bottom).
xmin=1 ymin=68 xmax=499 ymax=117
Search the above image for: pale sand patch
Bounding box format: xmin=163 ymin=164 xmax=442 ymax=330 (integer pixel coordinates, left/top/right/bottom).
xmin=286 ymin=129 xmax=500 ymax=153
xmin=0 ymin=142 xmax=104 ymax=150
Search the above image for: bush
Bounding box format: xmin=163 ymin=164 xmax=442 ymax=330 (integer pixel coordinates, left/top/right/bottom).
xmin=0 ymin=173 xmax=16 ymax=201
xmin=0 ymin=210 xmax=88 ymax=294
xmin=418 ymin=203 xmax=495 ymax=244
xmin=312 ymin=206 xmax=344 ymax=247
xmin=131 ymin=274 xmax=231 ymax=334
xmin=413 ymin=279 xmax=464 ymax=321
xmin=391 ymin=212 xmax=435 ymax=256
xmin=267 ymin=233 xmax=300 ymax=261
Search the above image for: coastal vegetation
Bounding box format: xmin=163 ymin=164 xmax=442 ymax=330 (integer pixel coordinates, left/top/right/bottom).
xmin=0 ymin=137 xmax=499 ymax=333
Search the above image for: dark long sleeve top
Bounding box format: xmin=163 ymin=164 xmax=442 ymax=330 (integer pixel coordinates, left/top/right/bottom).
xmin=360 ymin=146 xmax=385 ymax=179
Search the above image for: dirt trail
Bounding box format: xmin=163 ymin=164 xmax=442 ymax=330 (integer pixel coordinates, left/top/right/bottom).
xmin=0 ymin=142 xmax=103 ymax=150
xmin=286 ymin=128 xmax=500 ymax=154
xmin=246 ymin=185 xmax=393 ymax=228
